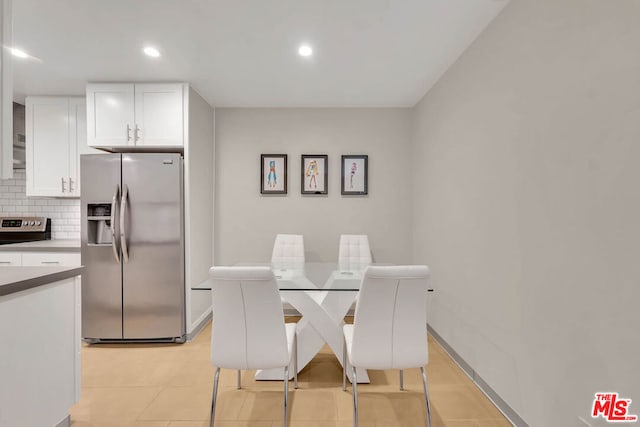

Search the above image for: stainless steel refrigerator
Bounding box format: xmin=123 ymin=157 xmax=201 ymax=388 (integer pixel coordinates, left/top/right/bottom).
xmin=81 ymin=153 xmax=185 ymax=342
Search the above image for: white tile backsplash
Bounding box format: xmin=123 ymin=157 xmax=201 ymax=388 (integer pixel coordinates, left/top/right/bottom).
xmin=0 ymin=170 xmax=80 ymax=240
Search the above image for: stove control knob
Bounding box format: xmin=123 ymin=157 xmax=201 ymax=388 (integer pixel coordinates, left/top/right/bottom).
xmin=30 ymin=221 xmax=36 ymax=226
xmin=35 ymin=221 xmax=41 ymax=226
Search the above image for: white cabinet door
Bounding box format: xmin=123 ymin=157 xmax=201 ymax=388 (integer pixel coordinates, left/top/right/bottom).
xmin=26 ymin=97 xmax=71 ymax=197
xmin=134 ymin=83 xmax=184 ymax=147
xmin=86 ymin=83 xmax=135 ymax=148
xmin=0 ymin=277 xmax=80 ymax=427
xmin=21 ymin=252 xmax=81 ymax=267
xmin=26 ymin=97 xmax=96 ymax=198
xmin=70 ymin=97 xmax=101 ymax=196
xmin=0 ymin=252 xmax=22 ymax=266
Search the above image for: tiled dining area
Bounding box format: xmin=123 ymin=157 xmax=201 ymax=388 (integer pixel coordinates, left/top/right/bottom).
xmin=69 ymin=321 xmax=511 ymax=427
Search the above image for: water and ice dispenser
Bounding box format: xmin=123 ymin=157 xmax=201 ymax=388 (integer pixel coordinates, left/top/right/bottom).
xmin=87 ymin=204 xmax=113 ymax=245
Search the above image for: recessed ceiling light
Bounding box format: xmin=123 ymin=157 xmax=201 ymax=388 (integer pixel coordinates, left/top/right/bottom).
xmin=298 ymin=45 xmax=313 ymax=57
xmin=143 ymin=46 xmax=161 ymax=58
xmin=10 ymin=48 xmax=29 ymax=59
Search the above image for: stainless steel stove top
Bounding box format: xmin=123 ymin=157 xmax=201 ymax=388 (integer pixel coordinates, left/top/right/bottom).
xmin=0 ymin=216 xmax=51 ymax=245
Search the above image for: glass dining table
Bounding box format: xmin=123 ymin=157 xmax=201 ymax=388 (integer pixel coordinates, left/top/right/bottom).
xmin=192 ymin=262 xmax=434 ymax=383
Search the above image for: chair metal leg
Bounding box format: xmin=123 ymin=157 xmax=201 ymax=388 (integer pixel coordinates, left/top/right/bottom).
xmin=352 ymin=365 xmax=358 ymax=427
xmin=283 ymin=365 xmax=289 ymax=427
xmin=400 ymin=369 xmax=404 ymax=391
xmin=210 ymin=367 xmax=220 ymax=427
xmin=342 ymin=337 xmax=347 ymax=391
xmin=237 ymin=370 xmax=241 ymax=389
xmin=420 ymin=367 xmax=432 ymax=427
xmin=294 ymin=333 xmax=298 ymax=389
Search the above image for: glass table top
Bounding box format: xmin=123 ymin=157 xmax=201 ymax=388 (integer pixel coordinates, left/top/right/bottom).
xmin=191 ymin=262 xmax=434 ymax=292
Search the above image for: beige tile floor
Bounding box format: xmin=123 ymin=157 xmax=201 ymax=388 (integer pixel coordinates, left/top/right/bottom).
xmin=70 ymin=321 xmax=512 ymax=427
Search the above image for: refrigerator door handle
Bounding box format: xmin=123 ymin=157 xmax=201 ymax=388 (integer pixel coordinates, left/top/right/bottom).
xmin=111 ymin=185 xmax=121 ymax=264
xmin=120 ymin=184 xmax=130 ymax=263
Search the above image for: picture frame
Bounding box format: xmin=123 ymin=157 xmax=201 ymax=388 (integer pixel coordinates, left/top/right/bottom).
xmin=341 ymin=155 xmax=368 ymax=195
xmin=301 ymin=154 xmax=328 ymax=195
xmin=260 ymin=154 xmax=287 ymax=194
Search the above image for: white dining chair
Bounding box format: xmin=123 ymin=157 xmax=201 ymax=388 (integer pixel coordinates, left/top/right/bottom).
xmin=271 ymin=234 xmax=305 ymax=264
xmin=271 ymin=234 xmax=305 ymax=313
xmin=339 ymin=234 xmax=372 ymax=314
xmin=342 ymin=265 xmax=431 ymax=427
xmin=338 ymin=234 xmax=372 ymax=267
xmin=209 ymin=266 xmax=298 ymax=427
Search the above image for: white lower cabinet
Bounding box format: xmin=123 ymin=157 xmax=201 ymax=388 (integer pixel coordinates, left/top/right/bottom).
xmin=0 ymin=252 xmax=22 ymax=266
xmin=0 ymin=251 xmax=80 ymax=267
xmin=0 ymin=276 xmax=81 ymax=427
xmin=21 ymin=252 xmax=81 ymax=267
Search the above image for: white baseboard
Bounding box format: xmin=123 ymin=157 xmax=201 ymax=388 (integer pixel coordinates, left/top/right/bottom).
xmin=427 ymin=324 xmax=527 ymax=427
xmin=54 ymin=414 xmax=70 ymax=427
xmin=187 ymin=307 xmax=212 ymax=341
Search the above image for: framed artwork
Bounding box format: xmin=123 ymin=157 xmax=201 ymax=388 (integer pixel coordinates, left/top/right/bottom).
xmin=341 ymin=155 xmax=368 ymax=195
xmin=301 ymin=154 xmax=328 ymax=195
xmin=260 ymin=154 xmax=287 ymax=194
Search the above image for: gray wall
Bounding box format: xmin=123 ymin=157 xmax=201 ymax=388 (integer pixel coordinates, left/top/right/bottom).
xmin=411 ymin=1 xmax=640 ymax=426
xmin=214 ymin=108 xmax=412 ymax=265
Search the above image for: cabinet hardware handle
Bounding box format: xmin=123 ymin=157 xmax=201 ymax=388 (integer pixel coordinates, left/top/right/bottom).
xmin=127 ymin=124 xmax=132 ymax=142
xmin=69 ymin=177 xmax=74 ymax=192
xmin=41 ymin=261 xmax=60 ymax=264
xmin=134 ymin=125 xmax=141 ymax=143
xmin=0 ymin=261 xmax=12 ymax=264
xmin=61 ymin=177 xmax=67 ymax=193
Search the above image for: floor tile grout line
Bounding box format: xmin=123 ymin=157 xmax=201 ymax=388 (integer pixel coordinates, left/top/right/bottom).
xmin=134 ymin=386 xmax=171 ymax=423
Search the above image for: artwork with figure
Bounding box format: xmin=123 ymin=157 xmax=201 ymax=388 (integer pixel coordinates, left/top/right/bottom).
xmin=341 ymin=155 xmax=368 ymax=195
xmin=261 ymin=154 xmax=287 ymax=194
xmin=301 ymin=155 xmax=328 ymax=194
xmin=349 ymin=161 xmax=357 ymax=189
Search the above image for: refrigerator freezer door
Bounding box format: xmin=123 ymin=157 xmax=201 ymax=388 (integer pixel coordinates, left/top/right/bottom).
xmin=121 ymin=153 xmax=185 ymax=339
xmin=81 ymin=153 xmax=123 ymax=339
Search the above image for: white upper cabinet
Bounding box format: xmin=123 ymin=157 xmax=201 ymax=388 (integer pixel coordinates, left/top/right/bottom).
xmin=86 ymin=84 xmax=135 ymax=148
xmin=26 ymin=97 xmax=73 ymax=197
xmin=134 ymin=84 xmax=184 ymax=146
xmin=72 ymin=97 xmax=101 ymax=195
xmin=87 ymin=83 xmax=185 ymax=149
xmin=26 ymin=96 xmax=100 ymax=198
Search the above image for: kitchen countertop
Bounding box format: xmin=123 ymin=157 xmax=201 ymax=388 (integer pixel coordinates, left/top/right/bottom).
xmin=0 ymin=240 xmax=80 ymax=252
xmin=0 ymin=266 xmax=84 ymax=297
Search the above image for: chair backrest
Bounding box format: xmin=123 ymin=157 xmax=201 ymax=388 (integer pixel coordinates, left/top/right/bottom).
xmin=350 ymin=265 xmax=430 ymax=369
xmin=271 ymin=234 xmax=305 ymax=263
xmin=209 ymin=266 xmax=289 ymax=370
xmin=338 ymin=234 xmax=372 ymax=266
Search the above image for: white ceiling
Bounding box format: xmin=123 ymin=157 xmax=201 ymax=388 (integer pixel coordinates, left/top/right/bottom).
xmin=12 ymin=0 xmax=508 ymax=107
